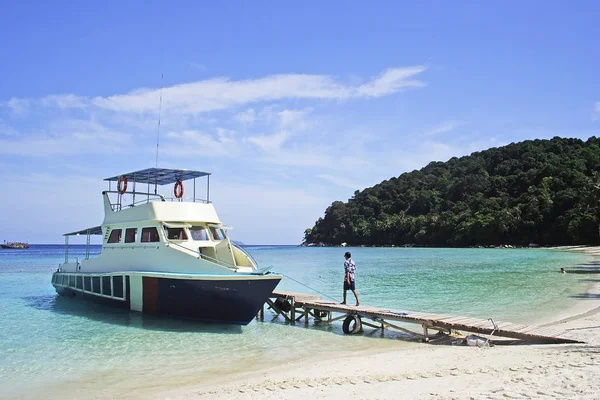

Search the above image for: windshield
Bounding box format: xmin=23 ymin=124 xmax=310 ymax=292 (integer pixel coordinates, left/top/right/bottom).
xmin=210 ymin=227 xmax=226 ymax=241
xmin=190 ymin=226 xmax=209 ymax=241
xmin=163 ymin=226 xmax=188 ymax=241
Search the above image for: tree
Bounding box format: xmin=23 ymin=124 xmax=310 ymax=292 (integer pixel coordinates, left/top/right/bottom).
xmin=304 ymin=136 xmax=600 ymax=246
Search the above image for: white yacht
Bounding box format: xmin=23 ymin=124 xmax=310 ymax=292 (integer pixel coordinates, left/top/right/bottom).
xmin=51 ymin=168 xmax=282 ymax=325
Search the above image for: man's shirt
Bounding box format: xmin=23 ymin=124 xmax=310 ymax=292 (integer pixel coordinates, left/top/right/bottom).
xmin=344 ymin=258 xmax=356 ymax=281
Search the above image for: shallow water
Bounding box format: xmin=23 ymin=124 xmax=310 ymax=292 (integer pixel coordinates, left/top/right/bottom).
xmin=0 ymin=245 xmax=592 ymax=398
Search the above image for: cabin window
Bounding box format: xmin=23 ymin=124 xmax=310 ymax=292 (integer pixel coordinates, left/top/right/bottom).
xmin=164 ymin=226 xmax=188 ymax=241
xmin=76 ymin=276 xmax=83 ymax=290
xmin=107 ymin=229 xmax=122 ymax=244
xmin=190 ymin=226 xmax=209 ymax=241
xmin=92 ymin=277 xmax=101 ymax=294
xmin=102 ymin=276 xmax=111 ymax=296
xmin=125 ymin=228 xmax=137 ymax=243
xmin=69 ymin=275 xmax=76 ymax=287
xmin=113 ymin=276 xmax=124 ymax=298
xmin=210 ymin=227 xmax=226 ymax=241
xmin=61 ymin=275 xmax=68 ymax=285
xmin=141 ymin=227 xmax=160 ymax=243
xmin=84 ymin=276 xmax=92 ymax=292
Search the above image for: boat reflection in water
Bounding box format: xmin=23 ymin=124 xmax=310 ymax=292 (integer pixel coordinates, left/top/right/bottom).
xmin=51 ymin=168 xmax=281 ymax=325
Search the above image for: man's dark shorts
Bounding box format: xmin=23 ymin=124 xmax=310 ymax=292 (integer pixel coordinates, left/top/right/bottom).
xmin=344 ymin=280 xmax=356 ymax=291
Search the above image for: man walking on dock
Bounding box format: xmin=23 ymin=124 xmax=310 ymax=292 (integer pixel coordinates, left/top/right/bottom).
xmin=342 ymin=251 xmax=360 ymax=306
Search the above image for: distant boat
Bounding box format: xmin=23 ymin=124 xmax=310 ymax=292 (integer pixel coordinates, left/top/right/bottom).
xmin=1 ymin=241 xmax=29 ymax=249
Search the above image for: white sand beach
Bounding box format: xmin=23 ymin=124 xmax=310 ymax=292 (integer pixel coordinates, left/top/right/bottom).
xmin=159 ymin=247 xmax=600 ymax=400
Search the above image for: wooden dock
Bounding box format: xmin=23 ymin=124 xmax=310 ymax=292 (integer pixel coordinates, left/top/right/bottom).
xmin=259 ymin=290 xmax=582 ymax=344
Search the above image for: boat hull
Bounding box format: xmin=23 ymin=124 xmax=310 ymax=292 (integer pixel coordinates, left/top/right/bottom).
xmin=52 ymin=272 xmax=281 ymax=325
xmin=141 ymin=276 xmax=281 ymax=324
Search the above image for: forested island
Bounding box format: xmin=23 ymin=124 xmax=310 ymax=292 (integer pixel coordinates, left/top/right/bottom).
xmin=303 ymin=137 xmax=600 ymax=247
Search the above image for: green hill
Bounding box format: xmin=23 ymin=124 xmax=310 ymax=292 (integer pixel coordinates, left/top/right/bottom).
xmin=304 ymin=137 xmax=600 ymax=247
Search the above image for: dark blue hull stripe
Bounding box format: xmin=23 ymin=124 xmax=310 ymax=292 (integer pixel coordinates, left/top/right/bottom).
xmin=52 ymin=273 xmax=280 ymax=325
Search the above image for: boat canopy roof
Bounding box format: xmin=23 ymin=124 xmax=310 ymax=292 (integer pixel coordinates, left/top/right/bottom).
xmin=63 ymin=226 xmax=102 ymax=236
xmin=104 ymin=168 xmax=210 ymax=186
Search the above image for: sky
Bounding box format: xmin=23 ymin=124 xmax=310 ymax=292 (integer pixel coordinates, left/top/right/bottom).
xmin=1 ymin=1 xmax=599 ymax=244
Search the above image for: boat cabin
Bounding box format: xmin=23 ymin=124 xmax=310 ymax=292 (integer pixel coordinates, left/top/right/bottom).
xmin=62 ymin=168 xmax=257 ymax=273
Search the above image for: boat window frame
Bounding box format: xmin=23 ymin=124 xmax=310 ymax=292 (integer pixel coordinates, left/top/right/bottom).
xmin=107 ymin=229 xmax=122 ymax=244
xmin=163 ymin=225 xmax=189 ymax=241
xmin=124 ymin=227 xmax=138 ymax=243
xmin=141 ymin=227 xmax=161 ymax=243
xmin=209 ymin=227 xmax=227 ymax=241
xmin=189 ymin=225 xmax=210 ymax=241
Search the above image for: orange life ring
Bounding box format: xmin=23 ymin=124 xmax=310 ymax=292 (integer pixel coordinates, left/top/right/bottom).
xmin=118 ymin=175 xmax=128 ymax=194
xmin=174 ymin=180 xmax=184 ymax=199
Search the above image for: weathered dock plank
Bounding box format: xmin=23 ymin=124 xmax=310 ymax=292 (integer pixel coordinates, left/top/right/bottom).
xmin=264 ymin=290 xmax=583 ymax=344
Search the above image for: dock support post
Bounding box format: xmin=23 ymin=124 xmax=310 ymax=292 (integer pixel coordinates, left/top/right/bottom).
xmin=304 ymin=306 xmax=309 ymax=324
xmin=422 ymin=323 xmax=430 ymax=342
xmin=290 ymin=297 xmax=295 ymax=322
xmin=259 ymin=304 xmax=264 ymax=321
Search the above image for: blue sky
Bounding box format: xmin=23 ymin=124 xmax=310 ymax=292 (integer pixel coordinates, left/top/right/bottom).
xmin=1 ymin=1 xmax=599 ymax=244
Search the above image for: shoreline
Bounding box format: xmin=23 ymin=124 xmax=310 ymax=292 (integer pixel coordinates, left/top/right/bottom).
xmin=533 ymin=246 xmax=600 ymax=326
xmin=155 ymin=246 xmax=600 ymax=400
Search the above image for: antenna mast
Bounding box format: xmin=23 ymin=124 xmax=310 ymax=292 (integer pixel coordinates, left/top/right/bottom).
xmin=155 ymin=73 xmax=164 ymax=168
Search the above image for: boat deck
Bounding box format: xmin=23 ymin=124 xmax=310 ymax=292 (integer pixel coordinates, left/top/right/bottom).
xmin=260 ymin=290 xmax=582 ymax=344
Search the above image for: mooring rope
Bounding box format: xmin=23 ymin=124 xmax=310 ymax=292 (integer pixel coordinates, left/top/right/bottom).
xmin=276 ymin=270 xmax=340 ymax=303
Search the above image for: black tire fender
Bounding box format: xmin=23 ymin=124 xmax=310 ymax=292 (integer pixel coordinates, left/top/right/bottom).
xmin=342 ymin=314 xmax=362 ymax=334
xmin=274 ymin=297 xmax=292 ymax=312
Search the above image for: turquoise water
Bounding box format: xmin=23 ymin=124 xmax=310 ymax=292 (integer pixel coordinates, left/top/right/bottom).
xmin=0 ymin=245 xmax=593 ymax=399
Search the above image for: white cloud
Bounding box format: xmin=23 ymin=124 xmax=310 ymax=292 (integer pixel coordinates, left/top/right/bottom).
xmin=190 ymin=62 xmax=208 ymax=71
xmin=246 ymin=131 xmax=290 ymax=152
xmin=0 ymin=131 xmax=131 ymax=156
xmin=211 ymin=181 xmax=331 ymax=244
xmin=259 ymin=145 xmax=340 ymax=168
xmin=238 ymin=106 xmax=313 ymax=130
xmin=3 ymin=95 xmax=87 ymax=115
xmin=235 ymin=108 xmax=257 ymax=124
xmin=317 ymin=174 xmax=365 ymax=189
xmin=0 ymin=119 xmax=132 ymax=156
xmin=278 ymin=108 xmax=312 ymax=130
xmin=243 ymin=107 xmax=315 ymax=158
xmin=390 ymin=137 xmax=504 ymax=173
xmin=423 ymin=120 xmax=464 ymax=136
xmin=0 ymin=122 xmax=18 ymax=136
xmin=89 ymin=75 xmax=348 ymax=114
xmin=5 ymin=98 xmax=30 ymax=115
xmin=356 ymin=66 xmax=427 ymax=97
xmin=41 ymin=94 xmax=88 ymax=109
xmin=6 ymin=66 xmax=427 ymax=116
xmin=163 ymin=129 xmax=237 ymax=157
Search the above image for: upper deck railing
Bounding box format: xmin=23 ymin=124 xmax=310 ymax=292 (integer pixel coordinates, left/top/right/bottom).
xmin=103 ymin=190 xmax=210 ymax=212
xmin=104 ymin=167 xmax=212 ymax=212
